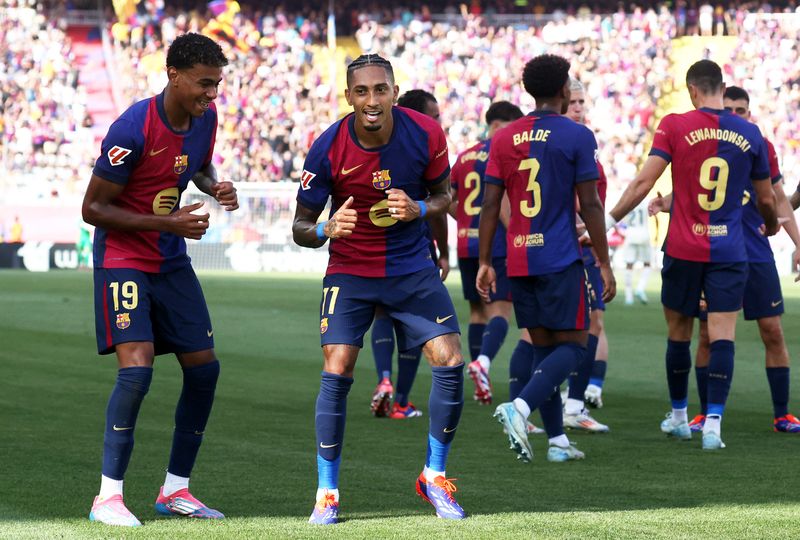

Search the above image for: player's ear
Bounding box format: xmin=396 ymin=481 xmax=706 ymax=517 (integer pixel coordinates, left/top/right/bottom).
xmin=167 ymin=66 xmax=179 ymax=86
xmin=392 ymin=85 xmax=399 ymax=104
xmin=344 ymin=87 xmax=353 ymax=106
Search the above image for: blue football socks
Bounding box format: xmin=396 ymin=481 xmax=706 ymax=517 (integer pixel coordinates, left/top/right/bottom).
xmin=589 ymin=358 xmax=607 ymax=389
xmin=426 ymin=364 xmax=464 ymax=471
xmin=568 ymin=333 xmax=597 ymax=401
xmin=665 ymin=340 xmax=691 ymax=410
xmin=371 ymin=316 xmax=395 ymax=382
xmin=316 ymin=372 xmax=354 ymax=490
xmin=395 ymin=347 xmax=422 ymax=407
xmin=102 ymin=366 xmax=153 ymax=480
xmin=766 ymin=367 xmax=790 ymax=419
xmin=533 ymin=345 xmax=565 ymax=438
xmin=479 ymin=317 xmax=509 ymax=361
xmin=695 ymin=366 xmax=709 ymax=415
xmin=518 ymin=342 xmax=584 ymax=414
xmin=467 ymin=323 xmax=486 ymax=361
xmin=706 ymin=340 xmax=734 ymax=417
xmin=508 ymin=339 xmax=534 ymax=400
xmin=168 ymin=360 xmax=220 ymax=477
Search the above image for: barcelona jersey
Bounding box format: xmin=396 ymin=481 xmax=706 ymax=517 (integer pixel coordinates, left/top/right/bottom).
xmin=91 ymin=92 xmax=217 ymax=273
xmin=451 ymin=139 xmax=505 ymax=259
xmin=485 ymin=111 xmax=599 ymax=277
xmin=650 ymin=107 xmax=769 ymax=263
xmin=297 ymin=106 xmax=450 ymax=277
xmin=581 ymin=161 xmax=608 ymax=266
xmin=741 ymin=138 xmax=782 ymax=263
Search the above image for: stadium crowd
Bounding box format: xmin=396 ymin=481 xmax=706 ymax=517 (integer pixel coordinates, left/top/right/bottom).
xmin=2 ymin=1 xmax=800 ymax=200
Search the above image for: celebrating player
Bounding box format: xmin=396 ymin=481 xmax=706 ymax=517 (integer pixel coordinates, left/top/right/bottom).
xmin=368 ymin=89 xmax=448 ymax=420
xmin=650 ymin=85 xmax=800 ymax=434
xmin=82 ymin=33 xmax=236 ymax=526
xmin=293 ymin=54 xmax=466 ymax=523
xmin=606 ymin=60 xmax=778 ymax=450
xmin=450 ymin=101 xmax=522 ymax=405
xmin=478 ymin=54 xmax=615 ymax=464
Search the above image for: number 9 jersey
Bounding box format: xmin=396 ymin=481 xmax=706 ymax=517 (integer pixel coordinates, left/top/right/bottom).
xmin=649 ymin=107 xmax=769 ymax=263
xmin=484 ymin=111 xmax=599 ymax=277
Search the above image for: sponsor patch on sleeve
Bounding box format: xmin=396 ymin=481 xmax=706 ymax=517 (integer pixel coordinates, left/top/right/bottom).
xmin=301 ymin=169 xmax=317 ymax=190
xmin=108 ymin=145 xmax=132 ymax=166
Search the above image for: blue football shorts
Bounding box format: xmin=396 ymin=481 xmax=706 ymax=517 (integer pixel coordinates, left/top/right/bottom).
xmin=509 ymin=260 xmax=590 ymax=331
xmin=458 ymin=257 xmax=512 ymax=303
xmin=661 ymin=255 xmax=747 ymax=317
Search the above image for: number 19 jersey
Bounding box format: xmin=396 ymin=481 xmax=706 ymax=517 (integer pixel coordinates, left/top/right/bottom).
xmin=650 ymin=108 xmax=769 ymax=263
xmin=485 ymin=111 xmax=599 ymax=277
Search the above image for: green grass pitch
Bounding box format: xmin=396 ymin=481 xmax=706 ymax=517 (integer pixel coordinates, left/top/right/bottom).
xmin=1 ymin=270 xmax=798 ymax=539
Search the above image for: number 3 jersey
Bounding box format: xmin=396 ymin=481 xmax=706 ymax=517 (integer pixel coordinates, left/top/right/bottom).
xmin=484 ymin=111 xmax=599 ymax=277
xmin=650 ymin=107 xmax=769 ymax=263
xmin=92 ymin=93 xmax=217 ymax=273
xmin=296 ymin=106 xmax=450 ymax=278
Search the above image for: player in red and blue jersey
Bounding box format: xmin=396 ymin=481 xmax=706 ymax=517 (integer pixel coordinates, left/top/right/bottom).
xmin=607 ymin=60 xmax=778 ymax=450
xmin=651 ymin=86 xmax=800 ymax=434
xmin=477 ymin=54 xmax=615 ymax=464
xmin=82 ymin=34 xmax=236 ymax=527
xmin=292 ymin=54 xmax=465 ymax=523
xmin=368 ymin=89 xmax=450 ymax=421
xmin=450 ymin=101 xmax=522 ymax=406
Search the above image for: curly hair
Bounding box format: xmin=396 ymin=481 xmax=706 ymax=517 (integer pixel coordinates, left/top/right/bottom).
xmin=522 ymin=54 xmax=570 ymax=100
xmin=166 ymin=33 xmax=228 ymax=70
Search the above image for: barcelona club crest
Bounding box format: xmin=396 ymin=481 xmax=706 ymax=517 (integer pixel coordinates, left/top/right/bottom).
xmin=116 ymin=313 xmax=131 ymax=330
xmin=174 ymin=154 xmax=189 ymax=175
xmin=371 ymin=169 xmax=392 ymax=190
xmin=320 ymin=317 xmax=329 ymax=334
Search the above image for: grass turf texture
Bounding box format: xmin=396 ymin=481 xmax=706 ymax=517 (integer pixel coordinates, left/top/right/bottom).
xmin=0 ymin=270 xmax=797 ymax=539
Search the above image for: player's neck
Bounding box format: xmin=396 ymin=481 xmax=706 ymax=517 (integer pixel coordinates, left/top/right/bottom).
xmin=532 ymin=99 xmax=562 ymax=115
xmin=353 ymin=118 xmax=394 ymax=148
xmin=693 ymin=95 xmax=724 ymax=111
xmin=162 ymin=86 xmax=192 ymax=132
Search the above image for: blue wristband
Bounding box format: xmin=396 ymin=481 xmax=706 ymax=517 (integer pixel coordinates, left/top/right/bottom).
xmin=417 ymin=200 xmax=427 ymax=218
xmin=316 ymin=221 xmax=327 ymax=240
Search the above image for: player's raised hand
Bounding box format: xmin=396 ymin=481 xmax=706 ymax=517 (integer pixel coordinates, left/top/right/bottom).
xmin=170 ymin=202 xmax=210 ymax=240
xmin=599 ymin=262 xmax=616 ymax=303
xmin=324 ymin=196 xmax=357 ymax=239
xmin=211 ymin=181 xmax=239 ymax=211
xmin=475 ymin=263 xmax=496 ymax=302
xmin=385 ymin=188 xmax=421 ymax=222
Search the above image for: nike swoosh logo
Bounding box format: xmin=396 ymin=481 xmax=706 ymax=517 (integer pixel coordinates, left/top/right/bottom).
xmin=443 ymin=427 xmax=457 ymax=433
xmin=113 ymin=425 xmax=133 ymax=431
xmin=772 ymin=300 xmax=783 ymax=307
xmin=207 ymin=329 xmax=213 ymax=337
xmin=436 ymin=315 xmax=454 ymax=324
xmin=195 ymin=431 xmax=204 ymax=436
xmin=341 ymin=163 xmax=365 ymax=175
xmin=149 ymin=146 xmax=168 ymax=157
xmin=320 ymin=442 xmax=339 ymax=449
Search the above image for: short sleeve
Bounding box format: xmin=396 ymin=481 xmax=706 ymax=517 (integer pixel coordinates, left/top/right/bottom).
xmin=296 ymin=137 xmax=333 ymax=211
xmin=423 ymin=123 xmax=450 ymax=184
xmin=750 ymin=132 xmax=770 ymax=181
xmin=92 ymin=119 xmax=144 ymax=185
xmin=765 ymin=139 xmax=782 ymax=183
xmin=649 ymin=115 xmax=674 ymax=163
xmin=574 ymin=126 xmax=600 ymax=183
xmin=484 ymin=132 xmax=507 ymax=186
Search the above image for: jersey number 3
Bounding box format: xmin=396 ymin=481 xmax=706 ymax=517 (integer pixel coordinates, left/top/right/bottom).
xmin=697 ymin=157 xmax=729 ymax=211
xmin=519 ymin=158 xmax=542 ymax=218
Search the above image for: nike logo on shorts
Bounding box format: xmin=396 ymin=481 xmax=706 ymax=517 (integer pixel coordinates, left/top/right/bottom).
xmin=436 ymin=315 xmax=454 ymax=324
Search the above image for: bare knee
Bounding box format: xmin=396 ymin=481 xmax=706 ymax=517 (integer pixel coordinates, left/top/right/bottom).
xmin=423 ymin=333 xmax=463 ymax=367
xmin=322 ymin=345 xmax=360 ymax=377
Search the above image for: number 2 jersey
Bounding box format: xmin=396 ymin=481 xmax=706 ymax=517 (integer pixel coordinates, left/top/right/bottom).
xmin=297 ymin=106 xmax=450 ymax=277
xmin=484 ymin=111 xmax=599 ymax=277
xmin=91 ymin=92 xmax=217 ymax=273
xmin=650 ymin=107 xmax=769 ymax=263
xmin=450 ymin=139 xmax=505 ymax=259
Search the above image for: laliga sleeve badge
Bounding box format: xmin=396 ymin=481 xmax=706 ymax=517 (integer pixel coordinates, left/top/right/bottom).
xmin=116 ymin=313 xmax=131 ymax=330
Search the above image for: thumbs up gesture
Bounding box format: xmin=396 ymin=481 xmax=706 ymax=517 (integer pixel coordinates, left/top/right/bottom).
xmin=323 ymin=196 xmax=357 ymax=239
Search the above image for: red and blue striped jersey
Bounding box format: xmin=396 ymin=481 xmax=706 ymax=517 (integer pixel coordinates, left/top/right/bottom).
xmin=451 ymin=139 xmax=506 ymax=259
xmin=651 ymin=108 xmax=769 ymax=263
xmin=742 ymin=138 xmax=781 ymax=262
xmin=580 ymin=161 xmax=608 ymax=266
xmin=91 ymin=93 xmax=217 ymax=273
xmin=297 ymin=106 xmax=450 ymax=277
xmin=485 ymin=111 xmax=599 ymax=277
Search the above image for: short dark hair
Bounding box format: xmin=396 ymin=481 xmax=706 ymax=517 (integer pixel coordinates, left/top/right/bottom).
xmin=397 ymin=89 xmax=437 ymax=113
xmin=485 ymin=101 xmax=523 ymax=125
xmin=723 ymin=85 xmax=749 ymax=103
xmin=166 ymin=33 xmax=228 ymax=70
xmin=347 ymin=54 xmax=394 ymax=87
xmin=685 ymin=59 xmax=723 ymax=95
xmin=522 ymin=54 xmax=570 ymax=100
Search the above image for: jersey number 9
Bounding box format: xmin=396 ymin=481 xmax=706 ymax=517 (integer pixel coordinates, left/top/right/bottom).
xmin=697 ymin=157 xmax=729 ymax=211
